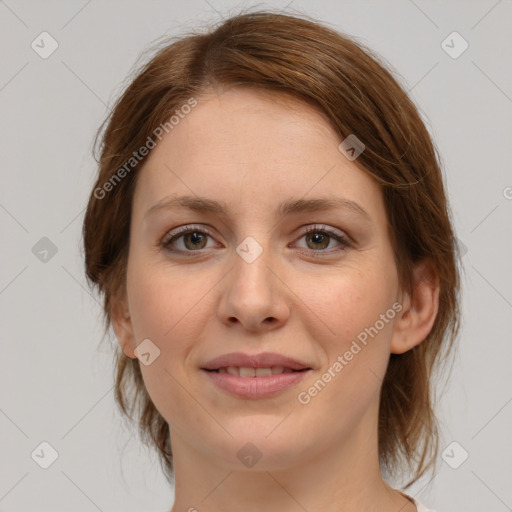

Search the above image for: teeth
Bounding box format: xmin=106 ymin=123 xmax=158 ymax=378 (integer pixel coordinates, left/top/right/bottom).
xmin=219 ymin=366 xmax=290 ymax=377
xmin=239 ymin=367 xmax=256 ymax=378
xmin=255 ymin=367 xmax=272 ymax=377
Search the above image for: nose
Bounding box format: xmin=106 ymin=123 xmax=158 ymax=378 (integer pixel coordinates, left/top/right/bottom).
xmin=216 ymin=243 xmax=291 ymax=333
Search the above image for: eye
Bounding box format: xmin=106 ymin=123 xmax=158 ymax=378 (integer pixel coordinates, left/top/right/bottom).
xmin=293 ymin=225 xmax=350 ymax=255
xmin=162 ymin=225 xmax=217 ymax=254
xmin=161 ymin=224 xmax=351 ymax=257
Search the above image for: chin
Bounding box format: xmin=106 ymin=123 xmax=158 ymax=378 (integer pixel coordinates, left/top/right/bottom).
xmin=206 ymin=420 xmax=314 ymax=470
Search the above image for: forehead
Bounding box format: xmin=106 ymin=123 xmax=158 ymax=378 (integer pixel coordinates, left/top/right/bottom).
xmin=132 ymin=87 xmax=384 ymax=222
xmin=173 ymin=87 xmax=337 ymax=155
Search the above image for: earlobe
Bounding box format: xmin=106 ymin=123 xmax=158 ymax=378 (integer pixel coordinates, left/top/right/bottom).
xmin=111 ymin=295 xmax=137 ymax=359
xmin=390 ymin=261 xmax=440 ymax=355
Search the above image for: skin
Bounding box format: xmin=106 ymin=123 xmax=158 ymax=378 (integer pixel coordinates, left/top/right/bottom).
xmin=112 ymin=87 xmax=439 ymax=512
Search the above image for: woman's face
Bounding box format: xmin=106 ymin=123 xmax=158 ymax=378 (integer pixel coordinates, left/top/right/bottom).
xmin=118 ymin=87 xmax=405 ymax=471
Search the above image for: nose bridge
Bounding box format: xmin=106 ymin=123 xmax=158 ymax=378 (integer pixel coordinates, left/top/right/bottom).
xmin=217 ymin=231 xmax=288 ymax=330
xmin=231 ymin=233 xmax=274 ymax=304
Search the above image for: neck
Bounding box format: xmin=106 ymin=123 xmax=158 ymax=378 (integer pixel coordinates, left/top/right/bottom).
xmin=168 ymin=403 xmax=416 ymax=512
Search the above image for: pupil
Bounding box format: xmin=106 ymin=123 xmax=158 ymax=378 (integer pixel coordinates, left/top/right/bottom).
xmin=187 ymin=232 xmax=205 ymax=249
xmin=309 ymin=232 xmax=328 ymax=249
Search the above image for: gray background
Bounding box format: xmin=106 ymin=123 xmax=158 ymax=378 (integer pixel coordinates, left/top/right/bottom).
xmin=1 ymin=0 xmax=511 ymax=511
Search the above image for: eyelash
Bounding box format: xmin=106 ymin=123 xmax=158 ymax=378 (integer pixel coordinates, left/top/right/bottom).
xmin=161 ymin=224 xmax=351 ymax=258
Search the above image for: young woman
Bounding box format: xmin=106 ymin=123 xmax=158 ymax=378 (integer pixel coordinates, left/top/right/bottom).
xmin=83 ymin=11 xmax=460 ymax=512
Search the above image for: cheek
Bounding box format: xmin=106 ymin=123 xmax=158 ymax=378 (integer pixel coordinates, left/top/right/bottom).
xmin=127 ymin=257 xmax=209 ymax=344
xmin=306 ymin=263 xmax=397 ymax=349
xmin=125 ymin=263 xmax=211 ymax=425
xmin=296 ymin=261 xmax=398 ymax=410
xmin=125 ymin=257 xmax=220 ymax=389
xmin=294 ymin=263 xmax=398 ymax=407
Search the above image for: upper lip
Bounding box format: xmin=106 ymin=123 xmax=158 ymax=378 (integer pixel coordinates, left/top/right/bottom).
xmin=201 ymin=352 xmax=311 ymax=371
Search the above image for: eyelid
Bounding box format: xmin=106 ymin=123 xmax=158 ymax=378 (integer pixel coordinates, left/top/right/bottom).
xmin=161 ymin=223 xmax=352 ymax=255
xmin=298 ymin=224 xmax=350 ymax=242
xmin=161 ymin=224 xmax=216 ymax=245
xmin=293 ymin=224 xmax=351 ymax=252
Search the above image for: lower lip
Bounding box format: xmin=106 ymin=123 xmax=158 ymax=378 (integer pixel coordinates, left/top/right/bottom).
xmin=202 ymin=369 xmax=311 ymax=399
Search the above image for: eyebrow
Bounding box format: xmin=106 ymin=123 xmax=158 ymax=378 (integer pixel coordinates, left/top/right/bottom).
xmin=145 ymin=194 xmax=371 ymax=221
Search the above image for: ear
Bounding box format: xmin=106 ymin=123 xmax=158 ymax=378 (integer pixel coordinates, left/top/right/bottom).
xmin=110 ymin=292 xmax=137 ymax=359
xmin=390 ymin=260 xmax=440 ymax=354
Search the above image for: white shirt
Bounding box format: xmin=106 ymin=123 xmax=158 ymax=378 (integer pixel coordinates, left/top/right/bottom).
xmin=398 ymin=491 xmax=435 ymax=512
xmin=413 ymin=498 xmax=436 ymax=512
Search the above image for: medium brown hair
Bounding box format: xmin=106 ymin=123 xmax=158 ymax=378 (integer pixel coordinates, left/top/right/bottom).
xmin=83 ymin=9 xmax=461 ymax=488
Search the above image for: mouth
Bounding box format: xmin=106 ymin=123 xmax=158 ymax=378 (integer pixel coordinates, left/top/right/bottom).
xmin=200 ymin=352 xmax=313 ymax=398
xmin=203 ymin=366 xmax=310 ymax=377
xmin=201 ymin=365 xmax=312 ymax=399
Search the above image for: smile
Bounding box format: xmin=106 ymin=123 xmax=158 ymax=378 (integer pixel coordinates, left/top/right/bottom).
xmin=208 ymin=366 xmax=303 ymax=377
xmin=202 ymin=368 xmax=311 ymax=398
